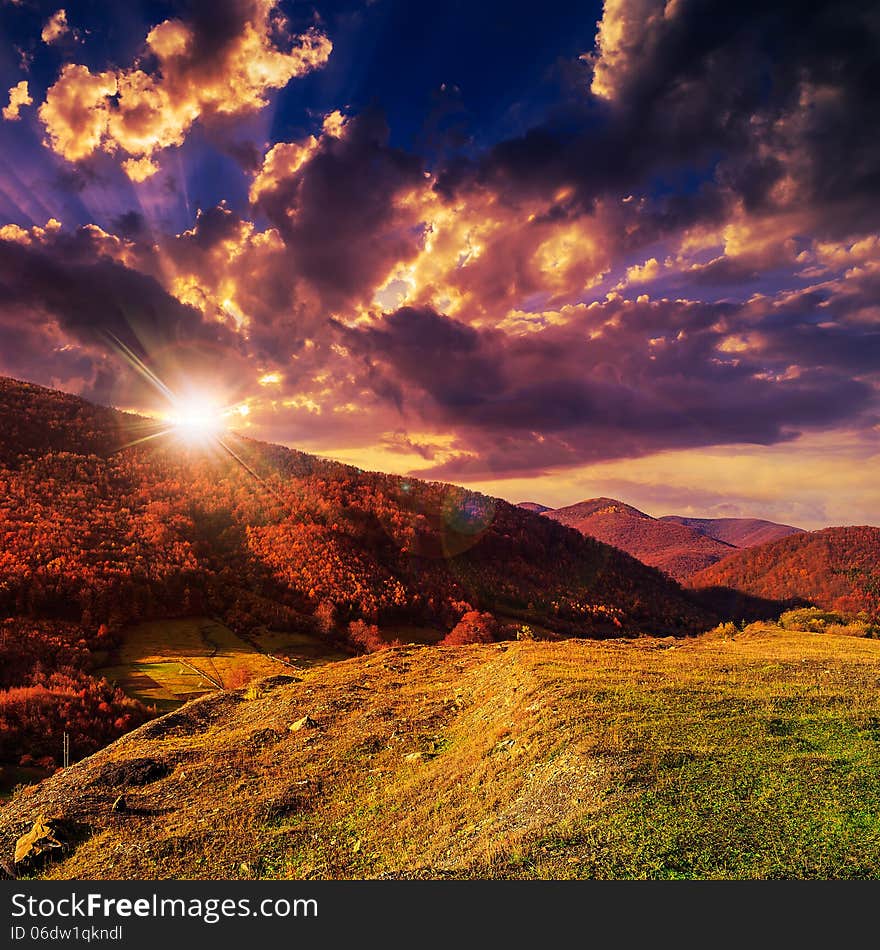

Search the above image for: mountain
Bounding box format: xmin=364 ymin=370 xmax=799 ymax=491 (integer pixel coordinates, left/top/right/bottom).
xmin=0 ymin=376 xmax=714 ymax=770
xmin=0 ymin=377 xmax=709 ymax=640
xmin=538 ymin=498 xmax=737 ymax=580
xmin=659 ymin=516 xmax=803 ymax=549
xmin=517 ymin=502 xmax=552 ymax=513
xmin=690 ymin=526 xmax=880 ymax=618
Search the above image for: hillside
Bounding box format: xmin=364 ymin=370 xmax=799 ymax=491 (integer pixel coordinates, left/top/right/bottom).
xmin=660 ymin=516 xmax=802 ymax=549
xmin=0 ymin=377 xmax=712 ymax=770
xmin=539 ymin=498 xmax=736 ymax=580
xmin=690 ymin=526 xmax=880 ymax=618
xmin=517 ymin=502 xmax=552 ymax=513
xmin=4 ymin=628 xmax=880 ymax=880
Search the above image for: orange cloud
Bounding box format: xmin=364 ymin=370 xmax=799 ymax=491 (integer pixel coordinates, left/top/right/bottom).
xmin=38 ymin=0 xmax=331 ymax=180
xmin=41 ymin=9 xmax=69 ymax=45
xmin=0 ymin=218 xmax=62 ymax=244
xmin=588 ymin=0 xmax=675 ymax=101
xmin=38 ymin=66 xmax=118 ymax=161
xmin=2 ymin=81 xmax=32 ymax=121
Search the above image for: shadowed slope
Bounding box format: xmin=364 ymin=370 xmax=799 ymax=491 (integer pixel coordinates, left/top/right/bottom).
xmin=690 ymin=526 xmax=880 ymax=618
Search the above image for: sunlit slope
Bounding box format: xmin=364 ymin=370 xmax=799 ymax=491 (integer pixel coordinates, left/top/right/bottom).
xmin=691 ymin=526 xmax=880 ymax=618
xmin=0 ymin=375 xmax=712 ymax=639
xmin=5 ymin=628 xmax=880 ymax=879
xmin=539 ymin=498 xmax=736 ymax=579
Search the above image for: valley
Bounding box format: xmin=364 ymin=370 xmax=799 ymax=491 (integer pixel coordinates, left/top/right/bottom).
xmin=98 ymin=618 xmax=349 ymax=713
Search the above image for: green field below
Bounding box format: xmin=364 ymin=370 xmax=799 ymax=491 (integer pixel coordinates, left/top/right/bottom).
xmin=99 ymin=617 xmax=347 ymax=711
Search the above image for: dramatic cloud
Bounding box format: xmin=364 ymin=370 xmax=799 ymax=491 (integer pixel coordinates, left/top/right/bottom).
xmin=250 ymin=109 xmax=426 ymax=316
xmin=38 ymin=0 xmax=331 ymax=180
xmin=1 ymin=0 xmax=878 ymax=522
xmin=462 ymin=0 xmax=880 ymax=263
xmin=2 ymin=80 xmax=31 ymax=121
xmin=0 ymin=222 xmax=247 ymax=405
xmin=340 ymin=293 xmax=879 ymax=478
xmin=41 ymin=9 xmax=69 ymax=45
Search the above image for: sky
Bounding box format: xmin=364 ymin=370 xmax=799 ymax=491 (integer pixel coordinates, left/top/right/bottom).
xmin=0 ymin=0 xmax=878 ymax=528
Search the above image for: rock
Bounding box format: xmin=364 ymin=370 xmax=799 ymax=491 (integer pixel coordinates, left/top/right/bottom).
xmin=404 ymin=752 xmax=425 ymax=762
xmin=245 ymin=728 xmax=283 ymax=750
xmin=14 ymin=816 xmax=63 ymax=866
xmin=290 ymin=715 xmax=318 ymax=732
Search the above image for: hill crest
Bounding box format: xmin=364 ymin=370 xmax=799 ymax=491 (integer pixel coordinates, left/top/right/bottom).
xmin=660 ymin=515 xmax=803 ymax=549
xmin=532 ymin=497 xmax=735 ymax=580
xmin=690 ymin=525 xmax=880 ymax=619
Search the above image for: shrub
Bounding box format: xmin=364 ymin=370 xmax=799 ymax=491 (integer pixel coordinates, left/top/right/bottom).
xmin=348 ymin=619 xmax=395 ymax=653
xmin=0 ymin=671 xmax=149 ymax=766
xmin=442 ymin=611 xmax=498 ymax=646
xmin=778 ymin=607 xmax=879 ymax=637
xmin=778 ymin=607 xmax=847 ymax=632
xmin=707 ymin=621 xmax=738 ymax=638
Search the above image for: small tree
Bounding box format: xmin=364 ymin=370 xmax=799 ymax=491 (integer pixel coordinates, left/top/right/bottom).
xmin=348 ymin=619 xmax=386 ymax=653
xmin=227 ymin=667 xmax=254 ymax=689
xmin=442 ymin=611 xmax=498 ymax=646
xmin=314 ymin=600 xmax=337 ymax=635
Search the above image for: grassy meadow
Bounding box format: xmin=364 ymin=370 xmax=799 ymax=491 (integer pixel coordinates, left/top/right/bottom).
xmin=5 ymin=621 xmax=880 ymax=879
xmin=99 ymin=617 xmax=348 ymax=712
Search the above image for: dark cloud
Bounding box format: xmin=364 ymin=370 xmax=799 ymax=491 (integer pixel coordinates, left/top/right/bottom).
xmin=447 ymin=0 xmax=880 ymax=241
xmin=342 ymin=298 xmax=878 ymax=478
xmin=2 ymin=0 xmax=879 ymax=494
xmin=111 ymin=211 xmax=148 ymax=240
xmin=0 ymin=227 xmax=246 ymax=404
xmin=251 ymin=110 xmax=426 ymax=313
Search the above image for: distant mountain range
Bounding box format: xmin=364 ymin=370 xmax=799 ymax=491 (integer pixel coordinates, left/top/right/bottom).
xmin=659 ymin=516 xmax=803 ymax=550
xmin=518 ymin=498 xmax=803 ymax=580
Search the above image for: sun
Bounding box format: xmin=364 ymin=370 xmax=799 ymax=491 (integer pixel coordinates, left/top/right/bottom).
xmin=168 ymin=396 xmax=226 ymax=441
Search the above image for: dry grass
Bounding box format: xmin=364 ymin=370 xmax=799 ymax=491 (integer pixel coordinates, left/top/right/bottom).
xmin=4 ymin=625 xmax=880 ymax=879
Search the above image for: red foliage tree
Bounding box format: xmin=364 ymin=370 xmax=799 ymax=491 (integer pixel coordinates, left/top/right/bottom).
xmin=442 ymin=611 xmax=499 ymax=646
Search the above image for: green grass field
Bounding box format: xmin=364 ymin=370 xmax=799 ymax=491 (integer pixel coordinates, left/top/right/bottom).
xmin=99 ymin=617 xmax=346 ymax=711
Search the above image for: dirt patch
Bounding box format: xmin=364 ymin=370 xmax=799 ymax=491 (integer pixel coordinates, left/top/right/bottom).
xmin=137 ymin=691 xmax=242 ymax=739
xmin=93 ymin=758 xmax=171 ymax=788
xmin=262 ymin=780 xmax=321 ymax=822
xmin=260 ymin=674 xmax=302 ymax=691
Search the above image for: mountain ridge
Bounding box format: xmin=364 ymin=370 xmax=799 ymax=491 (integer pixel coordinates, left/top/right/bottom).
xmin=0 ymin=374 xmax=712 ymax=642
xmin=659 ymin=515 xmax=803 ymax=549
xmin=690 ymin=525 xmax=880 ymax=619
xmin=517 ymin=497 xmax=804 ymax=581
